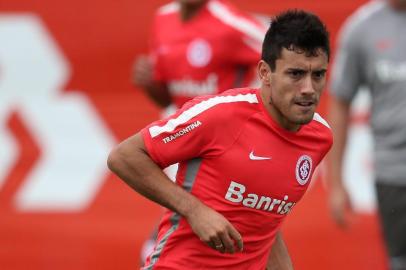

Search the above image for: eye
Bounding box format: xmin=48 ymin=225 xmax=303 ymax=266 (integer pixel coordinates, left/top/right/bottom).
xmin=288 ymin=70 xmax=305 ymax=79
xmin=312 ymin=70 xmax=326 ymax=80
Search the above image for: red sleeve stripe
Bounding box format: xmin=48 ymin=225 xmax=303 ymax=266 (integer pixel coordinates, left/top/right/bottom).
xmin=149 ymin=93 xmax=258 ymax=138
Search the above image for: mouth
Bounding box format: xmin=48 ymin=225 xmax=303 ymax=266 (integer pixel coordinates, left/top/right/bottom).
xmin=294 ymin=100 xmax=315 ymax=109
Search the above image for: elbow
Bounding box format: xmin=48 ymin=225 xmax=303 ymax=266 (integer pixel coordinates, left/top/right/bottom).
xmin=107 ymin=133 xmax=147 ymax=179
xmin=107 ymin=146 xmax=124 ymax=174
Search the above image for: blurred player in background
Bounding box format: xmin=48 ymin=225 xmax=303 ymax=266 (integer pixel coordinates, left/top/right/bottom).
xmin=133 ymin=0 xmax=265 ymax=110
xmin=111 ymin=9 xmax=332 ymax=269
xmin=133 ymin=0 xmax=266 ymax=263
xmin=328 ymin=0 xmax=406 ymax=269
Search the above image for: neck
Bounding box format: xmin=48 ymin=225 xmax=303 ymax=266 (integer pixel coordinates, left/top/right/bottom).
xmin=260 ymin=87 xmax=301 ymax=132
xmin=179 ymin=1 xmax=207 ymax=21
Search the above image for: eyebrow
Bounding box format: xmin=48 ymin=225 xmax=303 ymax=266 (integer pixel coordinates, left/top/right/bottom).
xmin=286 ymin=68 xmax=327 ymax=72
xmin=312 ymin=69 xmax=327 ymax=73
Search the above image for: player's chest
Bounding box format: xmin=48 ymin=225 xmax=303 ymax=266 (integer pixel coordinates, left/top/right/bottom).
xmin=366 ymin=26 xmax=406 ymax=85
xmin=215 ymin=124 xmax=321 ymax=202
xmin=157 ymin=27 xmax=231 ymax=71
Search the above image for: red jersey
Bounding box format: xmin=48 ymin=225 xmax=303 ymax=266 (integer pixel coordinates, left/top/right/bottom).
xmin=150 ymin=0 xmax=265 ymax=108
xmin=141 ymin=88 xmax=333 ymax=269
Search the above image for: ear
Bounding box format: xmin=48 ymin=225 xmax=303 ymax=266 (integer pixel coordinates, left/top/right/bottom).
xmin=257 ymin=60 xmax=272 ymax=86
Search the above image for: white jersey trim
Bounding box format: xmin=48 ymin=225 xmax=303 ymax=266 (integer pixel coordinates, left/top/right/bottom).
xmin=313 ymin=113 xmax=330 ymax=129
xmin=149 ymin=93 xmax=258 ymax=138
xmin=157 ymin=2 xmax=180 ymax=15
xmin=207 ymin=0 xmax=265 ymax=43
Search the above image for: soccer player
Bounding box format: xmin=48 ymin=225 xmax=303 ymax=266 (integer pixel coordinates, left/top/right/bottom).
xmin=133 ymin=0 xmax=265 ymax=110
xmin=328 ymin=0 xmax=406 ymax=269
xmin=110 ymin=9 xmax=332 ymax=269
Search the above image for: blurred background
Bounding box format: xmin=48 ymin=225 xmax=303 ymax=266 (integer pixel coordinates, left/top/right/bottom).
xmin=0 ymin=0 xmax=385 ymax=269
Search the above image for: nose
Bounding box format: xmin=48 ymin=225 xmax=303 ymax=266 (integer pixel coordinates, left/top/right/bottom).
xmin=300 ymin=75 xmax=315 ymax=95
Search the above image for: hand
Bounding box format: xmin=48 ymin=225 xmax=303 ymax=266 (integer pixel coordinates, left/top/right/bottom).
xmin=132 ymin=55 xmax=154 ymax=88
xmin=329 ymin=183 xmax=352 ymax=228
xmin=185 ymin=204 xmax=243 ymax=254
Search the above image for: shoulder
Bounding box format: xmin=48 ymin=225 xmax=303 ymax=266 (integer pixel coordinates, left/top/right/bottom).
xmin=180 ymin=87 xmax=260 ymax=120
xmin=306 ymin=113 xmax=333 ymax=146
xmin=153 ymin=1 xmax=179 ymax=23
xmin=156 ymin=1 xmax=180 ymax=16
xmin=147 ymin=88 xmax=260 ymax=140
xmin=181 ymin=88 xmax=259 ymax=122
xmin=338 ymin=1 xmax=385 ymax=41
xmin=151 ymin=2 xmax=180 ymax=35
xmin=312 ymin=113 xmax=331 ymax=130
xmin=206 ymin=0 xmax=266 ymax=42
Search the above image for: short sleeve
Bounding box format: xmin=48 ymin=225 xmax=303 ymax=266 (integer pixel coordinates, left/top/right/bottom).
xmin=141 ymin=107 xmax=208 ymax=169
xmin=141 ymin=91 xmax=258 ymax=168
xmin=329 ymin=18 xmax=366 ymax=102
xmin=141 ymin=97 xmax=227 ymax=168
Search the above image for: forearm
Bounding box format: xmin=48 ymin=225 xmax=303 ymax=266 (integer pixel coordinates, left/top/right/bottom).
xmin=108 ymin=133 xmax=245 ymax=254
xmin=107 ymin=133 xmax=201 ymax=217
xmin=133 ymin=55 xmax=172 ymax=108
xmin=142 ymin=83 xmax=172 ymax=108
xmin=327 ymin=96 xmax=351 ymax=188
xmin=266 ymin=231 xmax=293 ymax=270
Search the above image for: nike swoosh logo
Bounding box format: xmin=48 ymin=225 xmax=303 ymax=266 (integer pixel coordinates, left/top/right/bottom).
xmin=249 ymin=151 xmax=271 ymax=160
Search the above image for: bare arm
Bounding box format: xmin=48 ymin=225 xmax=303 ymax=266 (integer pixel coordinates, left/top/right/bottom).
xmin=107 ymin=133 xmax=243 ymax=253
xmin=132 ymin=55 xmax=172 ymax=108
xmin=266 ymin=231 xmax=293 ymax=270
xmin=327 ymin=95 xmax=352 ymax=227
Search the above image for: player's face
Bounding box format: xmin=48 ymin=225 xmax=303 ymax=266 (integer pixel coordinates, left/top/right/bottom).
xmin=259 ymin=47 xmax=328 ymax=131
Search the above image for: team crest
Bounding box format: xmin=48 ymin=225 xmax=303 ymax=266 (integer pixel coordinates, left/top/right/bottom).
xmin=187 ymin=38 xmax=212 ymax=67
xmin=295 ymin=155 xmax=313 ymax=185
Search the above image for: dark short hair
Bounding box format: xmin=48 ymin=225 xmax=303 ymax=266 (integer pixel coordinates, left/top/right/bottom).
xmin=261 ymin=9 xmax=330 ymax=71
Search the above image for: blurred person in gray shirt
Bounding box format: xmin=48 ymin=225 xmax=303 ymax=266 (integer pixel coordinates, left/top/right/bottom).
xmin=328 ymin=0 xmax=406 ymax=269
